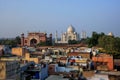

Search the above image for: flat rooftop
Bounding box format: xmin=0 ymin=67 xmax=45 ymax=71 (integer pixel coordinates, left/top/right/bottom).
xmin=45 ymin=75 xmax=69 ymax=80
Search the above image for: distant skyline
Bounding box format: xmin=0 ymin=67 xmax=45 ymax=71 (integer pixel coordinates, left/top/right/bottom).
xmin=0 ymin=0 xmax=120 ymax=38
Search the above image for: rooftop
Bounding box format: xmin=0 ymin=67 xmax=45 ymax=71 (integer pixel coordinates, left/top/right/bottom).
xmin=46 ymin=75 xmax=69 ymax=80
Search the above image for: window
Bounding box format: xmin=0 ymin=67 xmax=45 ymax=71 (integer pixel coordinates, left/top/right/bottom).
xmin=25 ymin=40 xmax=27 ymax=43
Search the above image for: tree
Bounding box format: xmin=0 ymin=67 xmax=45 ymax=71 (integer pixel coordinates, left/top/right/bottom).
xmin=68 ymin=40 xmax=79 ymax=44
xmin=37 ymin=41 xmax=52 ymax=46
xmin=88 ymin=32 xmax=99 ymax=47
xmin=0 ymin=36 xmax=21 ymax=47
xmin=98 ymin=36 xmax=114 ymax=52
xmin=98 ymin=35 xmax=120 ymax=58
xmin=88 ymin=32 xmax=105 ymax=47
xmin=15 ymin=36 xmax=21 ymax=45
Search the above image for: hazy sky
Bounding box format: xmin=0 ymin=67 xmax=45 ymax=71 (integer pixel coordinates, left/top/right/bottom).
xmin=0 ymin=0 xmax=120 ymax=38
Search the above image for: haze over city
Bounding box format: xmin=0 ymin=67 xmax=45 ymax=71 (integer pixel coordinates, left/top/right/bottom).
xmin=0 ymin=0 xmax=120 ymax=38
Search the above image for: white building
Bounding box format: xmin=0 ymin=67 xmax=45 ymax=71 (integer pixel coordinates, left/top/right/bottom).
xmin=81 ymin=31 xmax=87 ymax=39
xmin=55 ymin=25 xmax=79 ymax=44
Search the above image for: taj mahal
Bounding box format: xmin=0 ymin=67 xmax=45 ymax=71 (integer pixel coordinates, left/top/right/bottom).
xmin=55 ymin=25 xmax=82 ymax=44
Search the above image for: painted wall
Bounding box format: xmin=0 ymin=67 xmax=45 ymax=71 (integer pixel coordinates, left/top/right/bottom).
xmin=92 ymin=54 xmax=113 ymax=71
xmin=12 ymin=47 xmax=25 ymax=56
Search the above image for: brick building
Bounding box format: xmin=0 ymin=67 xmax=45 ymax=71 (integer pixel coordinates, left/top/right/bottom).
xmin=21 ymin=32 xmax=52 ymax=46
xmin=92 ymin=53 xmax=113 ymax=71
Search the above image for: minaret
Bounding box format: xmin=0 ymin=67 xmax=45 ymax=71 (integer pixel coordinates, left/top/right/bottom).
xmin=21 ymin=33 xmax=24 ymax=46
xmin=49 ymin=33 xmax=52 ymax=45
xmin=55 ymin=31 xmax=58 ymax=43
xmin=81 ymin=31 xmax=86 ymax=39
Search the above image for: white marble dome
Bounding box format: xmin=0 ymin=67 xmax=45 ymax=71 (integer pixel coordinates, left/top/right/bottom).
xmin=108 ymin=32 xmax=114 ymax=36
xmin=67 ymin=25 xmax=75 ymax=33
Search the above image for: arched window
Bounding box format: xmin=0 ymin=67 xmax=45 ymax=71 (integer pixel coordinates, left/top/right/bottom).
xmin=30 ymin=38 xmax=37 ymax=46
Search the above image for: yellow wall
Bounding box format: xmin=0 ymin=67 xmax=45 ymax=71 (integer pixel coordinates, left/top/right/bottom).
xmin=0 ymin=62 xmax=6 ymax=79
xmin=25 ymin=53 xmax=39 ymax=64
xmin=25 ymin=53 xmax=30 ymax=60
xmin=75 ymin=59 xmax=87 ymax=63
xmin=12 ymin=47 xmax=25 ymax=56
xmin=0 ymin=61 xmax=20 ymax=80
xmin=29 ymin=58 xmax=39 ymax=64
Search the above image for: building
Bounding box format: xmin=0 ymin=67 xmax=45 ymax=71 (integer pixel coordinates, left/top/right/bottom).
xmin=55 ymin=25 xmax=79 ymax=44
xmin=22 ymin=63 xmax=48 ymax=80
xmin=20 ymin=61 xmax=48 ymax=80
xmin=48 ymin=64 xmax=58 ymax=75
xmin=67 ymin=52 xmax=90 ymax=59
xmin=25 ymin=53 xmax=41 ymax=64
xmin=0 ymin=61 xmax=20 ymax=80
xmin=46 ymin=75 xmax=69 ymax=80
xmin=81 ymin=31 xmax=87 ymax=39
xmin=57 ymin=57 xmax=67 ymax=64
xmin=20 ymin=61 xmax=35 ymax=80
xmin=108 ymin=32 xmax=114 ymax=36
xmin=12 ymin=47 xmax=27 ymax=57
xmin=92 ymin=53 xmax=113 ymax=71
xmin=87 ymin=71 xmax=120 ymax=80
xmin=0 ymin=48 xmax=4 ymax=56
xmin=0 ymin=54 xmax=21 ymax=80
xmin=0 ymin=45 xmax=11 ymax=56
xmin=21 ymin=32 xmax=52 ymax=46
xmin=114 ymin=59 xmax=120 ymax=71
